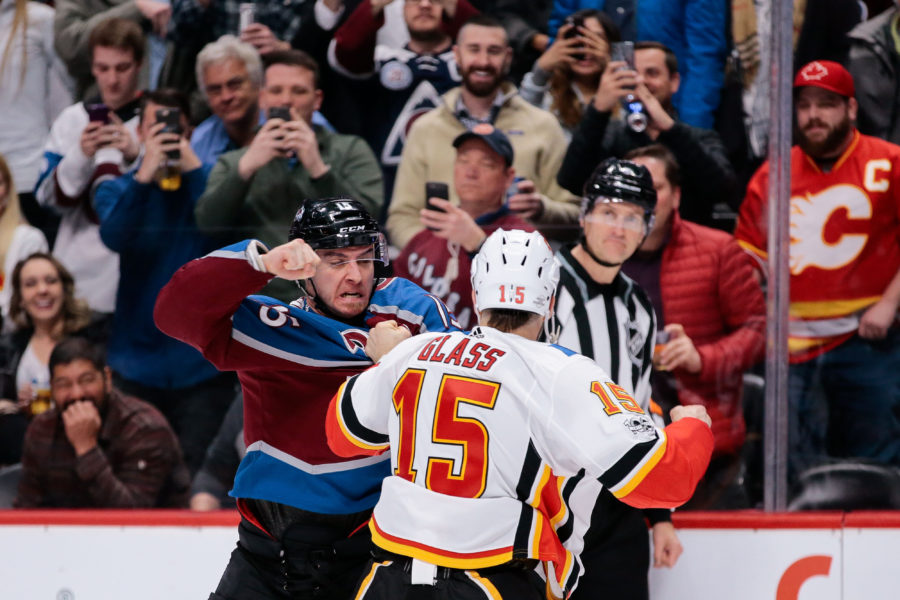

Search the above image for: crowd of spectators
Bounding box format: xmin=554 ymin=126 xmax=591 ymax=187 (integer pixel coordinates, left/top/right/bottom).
xmin=0 ymin=0 xmax=897 ymax=522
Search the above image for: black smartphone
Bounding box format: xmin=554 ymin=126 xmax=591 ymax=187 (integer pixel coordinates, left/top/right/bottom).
xmin=425 ymin=182 xmax=449 ymax=213
xmin=155 ymin=107 xmax=182 ymax=159
xmin=268 ymin=106 xmax=292 ymax=122
xmin=563 ymin=15 xmax=586 ymax=62
xmin=86 ymin=103 xmax=110 ymax=124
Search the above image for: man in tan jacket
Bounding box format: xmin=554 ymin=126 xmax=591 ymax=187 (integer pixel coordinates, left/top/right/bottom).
xmin=386 ymin=14 xmax=579 ymax=249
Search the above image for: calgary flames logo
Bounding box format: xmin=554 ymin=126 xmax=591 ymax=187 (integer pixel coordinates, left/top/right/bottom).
xmin=789 ymin=184 xmax=871 ymax=275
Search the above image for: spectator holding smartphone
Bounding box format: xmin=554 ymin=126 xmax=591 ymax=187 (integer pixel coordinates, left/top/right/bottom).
xmin=196 ymin=49 xmax=383 ymax=302
xmin=520 ymin=9 xmax=620 ymax=138
xmin=34 ymin=18 xmax=144 ymax=321
xmin=93 ymin=88 xmax=234 ymax=475
xmin=394 ymin=125 xmax=534 ymax=329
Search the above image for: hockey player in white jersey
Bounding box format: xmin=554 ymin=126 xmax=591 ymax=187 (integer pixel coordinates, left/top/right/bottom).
xmin=326 ymin=228 xmax=714 ymax=599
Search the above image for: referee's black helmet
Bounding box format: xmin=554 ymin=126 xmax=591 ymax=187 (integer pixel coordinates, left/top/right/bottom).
xmin=289 ymin=196 xmax=389 ymax=265
xmin=582 ymin=158 xmax=657 ymax=227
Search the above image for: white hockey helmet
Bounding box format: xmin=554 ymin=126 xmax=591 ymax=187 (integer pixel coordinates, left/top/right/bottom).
xmin=470 ymin=229 xmax=560 ymax=318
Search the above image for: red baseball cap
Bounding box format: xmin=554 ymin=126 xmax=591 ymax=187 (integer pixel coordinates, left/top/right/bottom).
xmin=793 ymin=60 xmax=855 ymax=98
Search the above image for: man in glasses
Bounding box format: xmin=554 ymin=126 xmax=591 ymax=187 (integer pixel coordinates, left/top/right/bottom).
xmin=553 ymin=158 xmax=680 ymax=600
xmin=155 ymin=195 xmax=459 ymax=600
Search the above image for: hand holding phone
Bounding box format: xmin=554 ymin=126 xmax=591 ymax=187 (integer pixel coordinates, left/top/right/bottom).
xmin=563 ymin=15 xmax=586 ymax=62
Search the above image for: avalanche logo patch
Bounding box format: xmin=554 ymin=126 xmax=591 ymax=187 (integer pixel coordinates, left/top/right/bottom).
xmin=341 ymin=329 xmax=369 ymax=354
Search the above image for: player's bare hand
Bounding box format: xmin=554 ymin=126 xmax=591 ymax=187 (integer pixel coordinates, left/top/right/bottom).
xmin=657 ymin=324 xmax=701 ymax=374
xmin=365 ymin=320 xmax=411 ymax=363
xmin=858 ymin=298 xmax=896 ymax=340
xmin=670 ymin=404 xmax=711 ymax=428
xmin=261 ymin=239 xmax=321 ymax=280
xmin=651 ymin=521 xmax=683 ymax=568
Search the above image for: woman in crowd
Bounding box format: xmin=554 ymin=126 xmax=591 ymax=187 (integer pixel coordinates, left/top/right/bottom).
xmin=0 ymin=155 xmax=48 ymax=332
xmin=0 ymin=253 xmax=103 ymax=465
xmin=519 ymin=9 xmax=620 ymax=138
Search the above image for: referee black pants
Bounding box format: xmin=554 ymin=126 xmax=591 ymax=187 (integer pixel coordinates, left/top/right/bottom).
xmin=210 ymin=517 xmax=373 ymax=600
xmin=352 ymin=554 xmax=544 ymax=600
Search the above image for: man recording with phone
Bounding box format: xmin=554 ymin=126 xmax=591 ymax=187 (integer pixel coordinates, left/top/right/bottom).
xmin=196 ymin=49 xmax=383 ymax=302
xmin=93 ymin=88 xmax=234 ymax=476
xmin=556 ymin=41 xmax=737 ymax=230
xmin=394 ymin=124 xmax=534 ymax=329
xmin=35 ymin=17 xmax=145 ymax=318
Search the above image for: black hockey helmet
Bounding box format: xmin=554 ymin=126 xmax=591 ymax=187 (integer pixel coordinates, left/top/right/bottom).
xmin=582 ymin=158 xmax=657 ymax=229
xmin=289 ymin=196 xmax=389 ymax=265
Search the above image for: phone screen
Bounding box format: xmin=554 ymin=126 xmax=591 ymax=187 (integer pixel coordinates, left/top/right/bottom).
xmin=86 ymin=103 xmax=110 ymax=124
xmin=425 ymin=182 xmax=449 ymax=213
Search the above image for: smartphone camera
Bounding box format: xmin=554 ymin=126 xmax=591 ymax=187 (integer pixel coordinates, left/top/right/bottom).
xmin=425 ymin=182 xmax=449 ymax=214
xmin=86 ymin=103 xmax=111 ymax=125
xmin=563 ymin=15 xmax=586 ymax=62
xmin=268 ymin=106 xmax=292 ymax=122
xmin=155 ymin=107 xmax=183 ymax=160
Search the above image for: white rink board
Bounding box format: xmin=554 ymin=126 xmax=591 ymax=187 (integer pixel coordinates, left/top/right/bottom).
xmin=649 ymin=528 xmax=843 ymax=600
xmin=0 ymin=525 xmax=236 ymax=600
xmin=1 ymin=519 xmax=900 ymax=599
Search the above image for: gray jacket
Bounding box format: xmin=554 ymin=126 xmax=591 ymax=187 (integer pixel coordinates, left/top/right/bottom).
xmin=847 ymin=9 xmax=900 ymax=145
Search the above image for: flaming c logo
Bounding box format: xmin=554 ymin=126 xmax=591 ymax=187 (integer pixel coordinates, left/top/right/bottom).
xmin=776 ymin=555 xmax=832 ymax=600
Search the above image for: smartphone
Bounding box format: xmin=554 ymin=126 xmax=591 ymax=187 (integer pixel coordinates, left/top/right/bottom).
xmin=563 ymin=15 xmax=586 ymax=61
xmin=505 ymin=176 xmax=524 ymax=203
xmin=239 ymin=2 xmax=256 ymax=32
xmin=425 ymin=182 xmax=449 ymax=213
xmin=155 ymin=107 xmax=182 ymax=159
xmin=86 ymin=103 xmax=110 ymax=124
xmin=268 ymin=106 xmax=292 ymax=122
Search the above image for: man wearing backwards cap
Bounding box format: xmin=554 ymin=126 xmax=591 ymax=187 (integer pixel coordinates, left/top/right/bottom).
xmin=736 ymin=60 xmax=900 ymax=484
xmin=394 ymin=124 xmax=534 ymax=329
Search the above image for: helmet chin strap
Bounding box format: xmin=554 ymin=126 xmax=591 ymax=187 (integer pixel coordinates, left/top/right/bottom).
xmin=301 ymin=278 xmax=370 ymax=327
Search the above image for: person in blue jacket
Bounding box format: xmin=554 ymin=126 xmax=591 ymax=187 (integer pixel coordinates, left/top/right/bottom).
xmin=94 ymin=88 xmax=235 ymax=475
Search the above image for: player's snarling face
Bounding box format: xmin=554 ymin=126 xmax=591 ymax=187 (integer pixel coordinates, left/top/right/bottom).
xmin=581 ymin=201 xmax=647 ymax=265
xmin=91 ymin=46 xmax=141 ymax=110
xmin=51 ymin=359 xmax=111 ymax=413
xmin=455 ymin=24 xmax=512 ymax=98
xmin=203 ymin=58 xmax=259 ymax=128
xmin=453 ymin=138 xmax=515 ymax=209
xmin=310 ymin=245 xmax=377 ymax=319
xmin=795 ymin=86 xmax=857 ymax=159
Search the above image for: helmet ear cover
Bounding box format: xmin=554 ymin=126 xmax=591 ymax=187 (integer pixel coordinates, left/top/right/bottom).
xmin=289 ymin=197 xmax=390 ymax=266
xmin=470 ymin=229 xmax=560 ymax=319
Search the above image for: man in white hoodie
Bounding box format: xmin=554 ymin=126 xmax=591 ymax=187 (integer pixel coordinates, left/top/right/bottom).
xmin=35 ymin=17 xmax=144 ymax=318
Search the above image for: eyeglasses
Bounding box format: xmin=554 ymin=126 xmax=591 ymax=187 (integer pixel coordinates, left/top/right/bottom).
xmin=205 ymin=76 xmax=249 ymax=97
xmin=584 ymin=205 xmax=647 ymax=234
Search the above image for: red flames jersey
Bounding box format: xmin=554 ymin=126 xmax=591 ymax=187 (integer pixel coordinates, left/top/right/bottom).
xmin=736 ymin=131 xmax=900 ymax=362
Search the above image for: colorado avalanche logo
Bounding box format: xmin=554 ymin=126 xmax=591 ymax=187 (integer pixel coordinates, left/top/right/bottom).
xmin=341 ymin=329 xmax=369 ymax=355
xmin=799 ymin=61 xmax=829 ymax=82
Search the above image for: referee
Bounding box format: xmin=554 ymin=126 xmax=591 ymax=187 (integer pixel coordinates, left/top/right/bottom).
xmin=553 ymin=158 xmax=682 ymax=600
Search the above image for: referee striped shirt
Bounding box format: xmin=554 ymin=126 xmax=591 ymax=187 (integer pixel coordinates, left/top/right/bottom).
xmin=554 ymin=245 xmax=657 ymax=411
